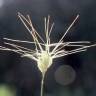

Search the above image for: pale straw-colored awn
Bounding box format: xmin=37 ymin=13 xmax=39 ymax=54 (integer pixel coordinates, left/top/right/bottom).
xmin=0 ymin=13 xmax=96 ymax=96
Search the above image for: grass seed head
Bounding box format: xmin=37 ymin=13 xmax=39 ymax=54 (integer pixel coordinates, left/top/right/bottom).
xmin=37 ymin=51 xmax=52 ymax=73
xmin=0 ymin=13 xmax=96 ymax=74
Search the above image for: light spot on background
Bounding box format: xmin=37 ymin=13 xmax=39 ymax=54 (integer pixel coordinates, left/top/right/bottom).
xmin=0 ymin=0 xmax=3 ymax=7
xmin=55 ymin=65 xmax=76 ymax=85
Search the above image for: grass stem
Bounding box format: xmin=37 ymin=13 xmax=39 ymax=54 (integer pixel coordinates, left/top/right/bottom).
xmin=40 ymin=72 xmax=45 ymax=96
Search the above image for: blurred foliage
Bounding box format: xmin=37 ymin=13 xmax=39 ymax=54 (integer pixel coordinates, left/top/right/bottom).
xmin=0 ymin=84 xmax=16 ymax=96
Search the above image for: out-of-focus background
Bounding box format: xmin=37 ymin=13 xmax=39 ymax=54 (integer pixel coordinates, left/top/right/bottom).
xmin=0 ymin=0 xmax=96 ymax=96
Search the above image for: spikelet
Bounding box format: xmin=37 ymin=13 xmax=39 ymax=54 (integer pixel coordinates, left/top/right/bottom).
xmin=0 ymin=13 xmax=96 ymax=74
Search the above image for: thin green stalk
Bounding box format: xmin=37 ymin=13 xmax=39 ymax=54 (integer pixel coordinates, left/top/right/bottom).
xmin=40 ymin=72 xmax=45 ymax=96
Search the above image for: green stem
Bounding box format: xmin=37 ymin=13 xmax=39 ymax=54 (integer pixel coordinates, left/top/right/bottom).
xmin=40 ymin=72 xmax=45 ymax=96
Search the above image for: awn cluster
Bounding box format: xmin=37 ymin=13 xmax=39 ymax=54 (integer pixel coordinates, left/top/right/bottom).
xmin=0 ymin=13 xmax=96 ymax=74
